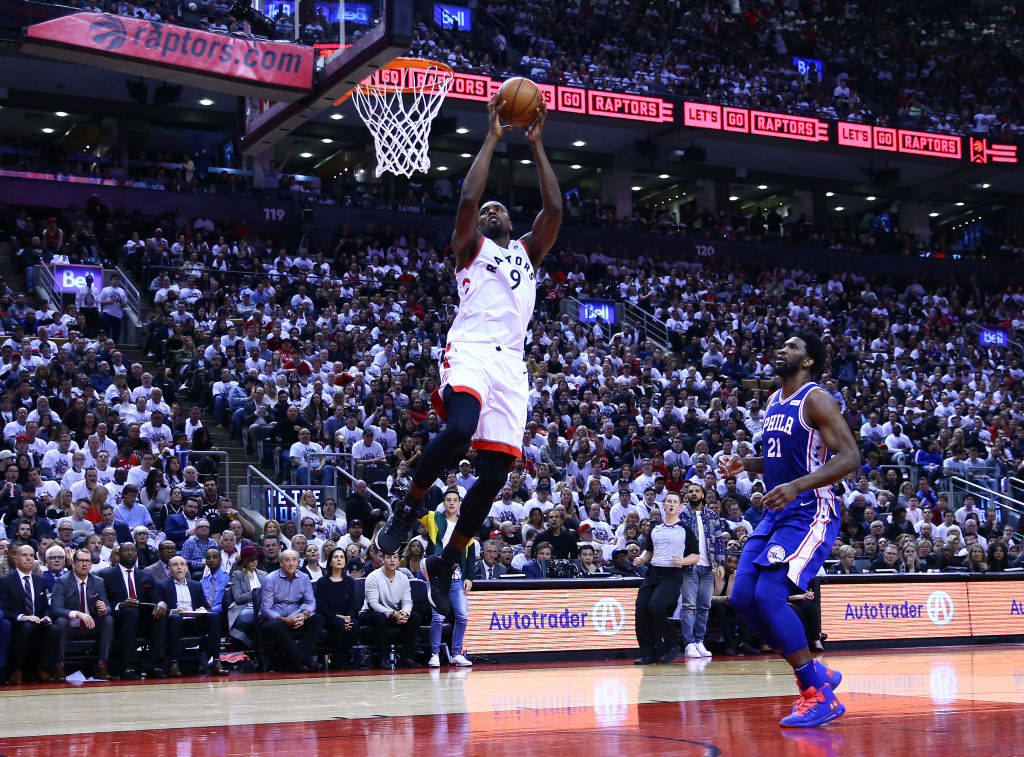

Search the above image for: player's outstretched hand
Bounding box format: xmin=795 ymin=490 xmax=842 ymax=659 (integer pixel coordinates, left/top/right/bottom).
xmin=486 ymin=93 xmax=514 ymax=140
xmin=762 ymin=482 xmax=799 ymax=511
xmin=525 ymin=99 xmax=548 ymax=144
xmin=718 ymin=454 xmax=744 ymax=477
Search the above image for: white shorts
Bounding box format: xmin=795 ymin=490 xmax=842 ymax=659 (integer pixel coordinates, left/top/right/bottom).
xmin=432 ymin=341 xmax=527 ymax=458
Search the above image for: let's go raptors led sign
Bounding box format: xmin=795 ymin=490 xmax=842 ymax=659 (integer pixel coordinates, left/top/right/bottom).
xmin=683 ymin=101 xmax=1017 ymax=165
xmin=334 ymin=66 xmax=1013 ymax=163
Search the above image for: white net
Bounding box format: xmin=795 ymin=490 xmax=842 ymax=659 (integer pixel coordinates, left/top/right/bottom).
xmin=351 ymin=59 xmax=454 ymax=178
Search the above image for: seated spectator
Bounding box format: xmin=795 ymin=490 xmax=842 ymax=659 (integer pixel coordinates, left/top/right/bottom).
xmin=0 ymin=543 xmax=60 ymax=683
xmin=359 ymin=548 xmax=421 ymax=668
xmin=474 ymin=539 xmax=505 ymax=580
xmin=227 ymin=545 xmax=265 ymax=648
xmin=151 ymin=556 xmax=227 ymax=677
xmin=259 ymin=549 xmax=326 ymax=672
xmin=522 ymin=541 xmax=552 ymax=579
xmin=51 ymin=548 xmax=114 ymax=680
xmin=314 ymin=547 xmax=360 ymax=669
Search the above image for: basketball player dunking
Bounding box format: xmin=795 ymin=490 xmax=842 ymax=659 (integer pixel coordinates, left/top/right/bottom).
xmin=375 ymin=92 xmax=562 ymax=615
xmin=718 ymin=332 xmax=860 ymax=727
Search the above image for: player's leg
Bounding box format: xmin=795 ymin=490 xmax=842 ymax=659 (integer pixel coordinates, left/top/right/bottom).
xmin=727 ymin=534 xmax=780 ymax=650
xmin=422 ymin=448 xmax=514 ymax=615
xmin=756 ymin=566 xmax=844 ymax=727
xmin=375 ymin=386 xmax=481 ymax=553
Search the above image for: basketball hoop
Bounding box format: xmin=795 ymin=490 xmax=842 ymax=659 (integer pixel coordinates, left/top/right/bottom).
xmin=347 ymin=57 xmax=454 ymax=178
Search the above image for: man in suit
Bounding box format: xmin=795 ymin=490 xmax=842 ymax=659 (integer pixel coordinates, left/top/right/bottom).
xmin=99 ymin=541 xmax=153 ymax=679
xmin=164 ymin=498 xmax=200 ymax=550
xmin=523 ymin=542 xmax=552 ymax=579
xmin=474 ymin=539 xmax=507 ymax=580
xmin=0 ymin=543 xmax=61 ymax=682
xmin=143 ymin=539 xmax=178 ymax=587
xmin=152 ymin=556 xmax=227 ymax=677
xmin=51 ymin=548 xmax=115 ymax=680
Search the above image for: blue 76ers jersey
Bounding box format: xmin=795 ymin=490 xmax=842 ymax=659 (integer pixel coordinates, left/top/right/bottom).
xmin=761 ymin=382 xmax=837 ymax=518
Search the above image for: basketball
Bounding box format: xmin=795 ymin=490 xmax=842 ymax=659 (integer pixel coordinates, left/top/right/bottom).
xmin=497 ymin=77 xmax=544 ymax=127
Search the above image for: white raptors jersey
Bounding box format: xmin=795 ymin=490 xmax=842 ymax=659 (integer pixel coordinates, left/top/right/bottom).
xmin=447 ymin=236 xmax=536 ymax=353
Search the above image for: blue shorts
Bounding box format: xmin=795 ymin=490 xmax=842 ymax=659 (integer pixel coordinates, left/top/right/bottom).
xmin=745 ymin=497 xmax=840 ymax=591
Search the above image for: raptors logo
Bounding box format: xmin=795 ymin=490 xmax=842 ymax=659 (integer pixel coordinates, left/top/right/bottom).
xmin=89 ymin=15 xmax=127 ymax=51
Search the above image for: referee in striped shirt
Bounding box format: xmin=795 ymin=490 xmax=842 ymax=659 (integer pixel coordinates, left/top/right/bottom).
xmin=632 ymin=491 xmax=699 ymax=665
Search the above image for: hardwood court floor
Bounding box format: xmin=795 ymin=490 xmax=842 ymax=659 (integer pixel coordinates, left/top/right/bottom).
xmin=2 ymin=646 xmax=1023 ymax=756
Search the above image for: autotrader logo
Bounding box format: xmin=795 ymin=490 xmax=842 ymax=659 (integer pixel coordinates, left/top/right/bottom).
xmin=926 ymin=591 xmax=955 ymax=626
xmin=592 ymin=598 xmax=626 ymax=636
xmin=90 ymin=15 xmax=126 ymax=51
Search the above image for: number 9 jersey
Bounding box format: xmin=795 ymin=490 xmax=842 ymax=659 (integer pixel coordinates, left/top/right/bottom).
xmin=446 ymin=236 xmax=536 ymax=353
xmin=433 ymin=235 xmax=536 ymax=458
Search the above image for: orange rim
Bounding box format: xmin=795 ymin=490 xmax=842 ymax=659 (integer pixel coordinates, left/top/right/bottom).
xmin=356 ymin=57 xmax=454 ymax=96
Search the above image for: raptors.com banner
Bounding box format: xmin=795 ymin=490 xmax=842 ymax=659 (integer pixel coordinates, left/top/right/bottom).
xmin=463 ymin=587 xmax=638 ymax=655
xmin=819 ymin=577 xmax=1024 ymax=643
xmin=22 ymin=12 xmax=313 ymax=95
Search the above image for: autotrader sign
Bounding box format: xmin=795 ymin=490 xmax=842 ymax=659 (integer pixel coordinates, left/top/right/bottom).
xmin=818 ymin=579 xmax=1024 ymax=643
xmin=463 ymin=587 xmax=637 ymax=654
xmin=22 ymin=12 xmax=313 ymax=97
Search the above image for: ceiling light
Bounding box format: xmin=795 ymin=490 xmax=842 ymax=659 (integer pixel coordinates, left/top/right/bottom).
xmin=570 ymin=164 xmax=581 ymax=170
xmin=198 ymin=98 xmax=214 ymax=106
xmin=41 ymin=128 xmax=54 ymax=134
xmin=631 ymin=186 xmax=642 ymax=191
xmin=329 ymin=113 xmax=343 ymax=120
xmin=981 ymin=183 xmax=991 ymax=188
xmin=728 ymin=195 xmax=739 ymax=201
xmin=572 ymin=140 xmax=586 ymax=147
xmin=955 ymin=202 xmax=964 ymax=207
xmin=321 ymin=138 xmax=333 ymax=144
xmin=658 ymin=173 xmax=669 ymax=179
xmin=460 ymin=153 xmax=472 ymax=158
xmin=299 ymin=152 xmax=313 ymax=158
xmin=866 ymin=195 xmax=876 ymax=201
xmin=520 ymin=159 xmax=531 ymax=165
xmin=55 ymin=111 xmax=69 ymax=118
xmin=437 ymin=166 xmax=448 ymax=172
xmin=757 ymin=184 xmax=768 ymax=190
xmin=929 ymin=212 xmax=940 ymax=217
xmin=456 ymin=127 xmax=469 ymax=134
xmin=825 ymin=191 xmax=835 ymax=197
xmin=834 ymin=206 xmax=845 ymax=212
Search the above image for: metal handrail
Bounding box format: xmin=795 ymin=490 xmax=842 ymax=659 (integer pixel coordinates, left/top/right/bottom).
xmin=246 ymin=464 xmax=301 ymax=510
xmin=114 ymin=265 xmax=141 ymax=321
xmin=966 ymin=322 xmax=1023 ymax=355
xmin=34 ymin=264 xmax=62 ymax=312
xmin=335 ymin=465 xmax=393 ymax=514
xmin=182 ymin=447 xmax=229 ymax=475
xmin=948 ymin=476 xmax=1024 ymax=524
xmin=1009 ymin=477 xmax=1024 ymax=502
xmin=621 ymin=300 xmax=670 ymax=352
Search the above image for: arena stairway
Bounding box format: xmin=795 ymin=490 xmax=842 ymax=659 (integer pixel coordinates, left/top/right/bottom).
xmin=120 ymin=273 xmax=278 ymax=504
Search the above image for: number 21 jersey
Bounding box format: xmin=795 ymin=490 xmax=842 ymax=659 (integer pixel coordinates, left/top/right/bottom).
xmin=447 ymin=235 xmax=536 ymax=353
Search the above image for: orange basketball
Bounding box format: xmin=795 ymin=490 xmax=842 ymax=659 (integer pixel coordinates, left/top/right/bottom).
xmin=497 ymin=77 xmax=543 ymax=127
